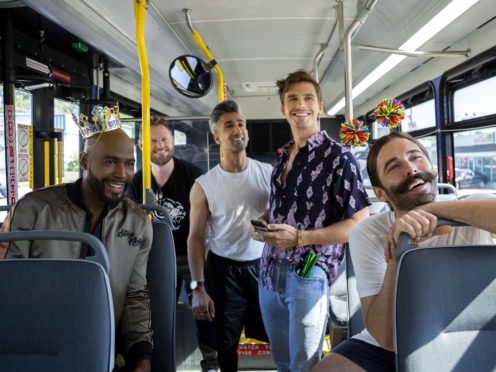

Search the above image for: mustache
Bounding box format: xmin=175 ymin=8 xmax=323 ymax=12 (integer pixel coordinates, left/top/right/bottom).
xmin=393 ymin=171 xmax=437 ymax=194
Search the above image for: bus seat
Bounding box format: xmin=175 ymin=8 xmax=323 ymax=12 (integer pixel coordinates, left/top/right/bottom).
xmin=0 ymin=230 xmax=114 ymax=372
xmin=329 ymin=254 xmax=348 ymax=346
xmin=329 ymin=258 xmax=348 ymax=327
xmin=140 ymin=204 xmax=173 ymax=229
xmin=394 ymin=220 xmax=496 ymax=371
xmin=435 ymin=183 xmax=459 ymax=202
xmin=345 ymin=246 xmax=364 ymax=338
xmin=141 ymin=205 xmax=177 ymax=372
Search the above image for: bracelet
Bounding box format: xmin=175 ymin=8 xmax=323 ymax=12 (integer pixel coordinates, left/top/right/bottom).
xmin=296 ymin=229 xmax=304 ymax=247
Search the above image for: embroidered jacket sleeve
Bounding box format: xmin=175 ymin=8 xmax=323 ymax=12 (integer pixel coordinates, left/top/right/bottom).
xmin=120 ymin=216 xmax=153 ymax=359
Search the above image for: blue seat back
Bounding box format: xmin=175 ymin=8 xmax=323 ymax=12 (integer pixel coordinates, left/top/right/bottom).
xmin=395 ymin=221 xmax=496 ymax=371
xmin=345 ymin=246 xmax=364 ymax=338
xmin=141 ymin=205 xmax=177 ymax=372
xmin=0 ymin=231 xmax=114 ymax=372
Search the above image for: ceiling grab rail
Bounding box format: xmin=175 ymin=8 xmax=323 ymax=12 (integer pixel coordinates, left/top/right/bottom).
xmin=184 ymin=8 xmax=225 ymax=103
xmin=134 ymin=0 xmax=154 ymax=206
xmin=342 ymin=0 xmax=378 ymax=121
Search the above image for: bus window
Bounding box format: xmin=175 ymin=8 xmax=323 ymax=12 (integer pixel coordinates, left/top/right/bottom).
xmin=371 ymin=121 xmax=391 ymax=140
xmin=454 ymin=76 xmax=496 ymax=122
xmin=15 ymin=90 xmax=33 ymax=200
xmin=54 ymin=99 xmax=80 ymax=184
xmin=401 ymin=99 xmax=435 ymax=132
xmin=168 ymin=119 xmax=217 ymax=172
xmin=174 ymin=130 xmax=187 ymax=145
xmin=417 ymin=135 xmax=438 ymax=173
xmin=119 ymin=113 xmax=138 ymax=171
xmin=0 ymin=87 xmax=7 ymax=212
xmin=453 ymin=127 xmax=496 ymax=196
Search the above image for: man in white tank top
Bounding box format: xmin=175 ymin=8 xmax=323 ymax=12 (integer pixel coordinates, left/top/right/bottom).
xmin=314 ymin=132 xmax=496 ymax=372
xmin=188 ymin=100 xmax=272 ymax=371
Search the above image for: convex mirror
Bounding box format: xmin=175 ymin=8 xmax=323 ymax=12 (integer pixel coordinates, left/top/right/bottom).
xmin=169 ymin=55 xmax=213 ymax=98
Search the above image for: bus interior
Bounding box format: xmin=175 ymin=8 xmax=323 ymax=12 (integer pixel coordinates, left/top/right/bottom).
xmin=1 ymin=0 xmax=496 ymax=370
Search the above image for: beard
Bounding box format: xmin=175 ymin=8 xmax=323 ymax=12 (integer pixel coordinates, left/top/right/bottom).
xmin=87 ymin=168 xmax=129 ymax=207
xmin=385 ymin=171 xmax=438 ymax=212
xmin=151 ymin=147 xmax=174 ymax=166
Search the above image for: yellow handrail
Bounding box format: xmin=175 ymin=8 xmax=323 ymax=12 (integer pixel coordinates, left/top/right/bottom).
xmin=184 ymin=9 xmax=224 ymax=103
xmin=44 ymin=140 xmax=50 ymax=187
xmin=191 ymin=32 xmax=224 ymax=103
xmin=134 ymin=0 xmax=152 ymax=204
xmin=57 ymin=138 xmax=63 ymax=184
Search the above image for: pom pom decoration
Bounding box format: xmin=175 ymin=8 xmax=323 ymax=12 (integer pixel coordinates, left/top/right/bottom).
xmin=340 ymin=118 xmax=369 ymax=147
xmin=373 ymin=98 xmax=405 ymax=129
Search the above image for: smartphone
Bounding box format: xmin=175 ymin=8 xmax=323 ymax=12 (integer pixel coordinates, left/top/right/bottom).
xmin=251 ymin=219 xmax=271 ymax=232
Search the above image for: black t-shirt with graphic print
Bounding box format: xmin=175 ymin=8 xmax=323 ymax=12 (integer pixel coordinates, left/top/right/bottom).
xmin=127 ymin=157 xmax=204 ymax=256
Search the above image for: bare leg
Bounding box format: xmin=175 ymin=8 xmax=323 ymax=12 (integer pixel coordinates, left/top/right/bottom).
xmin=311 ymin=352 xmax=365 ymax=372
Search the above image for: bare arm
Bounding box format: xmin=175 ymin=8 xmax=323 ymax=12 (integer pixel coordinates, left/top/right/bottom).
xmin=360 ymin=260 xmax=397 ymax=351
xmin=263 ymin=207 xmax=369 ymax=250
xmin=187 ymin=182 xmax=215 ymax=321
xmin=420 ymin=198 xmax=496 ymax=234
xmin=367 ymin=197 xmax=496 ymax=350
xmin=187 ymin=182 xmax=210 ymax=284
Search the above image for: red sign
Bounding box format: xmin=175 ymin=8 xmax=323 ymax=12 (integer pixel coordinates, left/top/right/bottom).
xmin=237 ymin=343 xmax=271 ymax=357
xmin=51 ymin=68 xmax=71 ymax=83
xmin=6 ymin=105 xmax=17 ymax=204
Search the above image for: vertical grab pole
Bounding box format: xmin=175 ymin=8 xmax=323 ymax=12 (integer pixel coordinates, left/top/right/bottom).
xmin=57 ymin=135 xmax=63 ymax=184
xmin=134 ymin=0 xmax=153 ymax=205
xmin=43 ymin=140 xmax=50 ymax=187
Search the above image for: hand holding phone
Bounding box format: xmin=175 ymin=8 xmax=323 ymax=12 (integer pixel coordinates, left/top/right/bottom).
xmin=251 ymin=219 xmax=271 ymax=232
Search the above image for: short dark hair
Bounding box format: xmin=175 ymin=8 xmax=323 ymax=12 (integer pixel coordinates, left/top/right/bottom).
xmin=209 ymin=100 xmax=243 ymax=134
xmin=367 ymin=132 xmax=431 ymax=188
xmin=276 ymin=69 xmax=322 ymax=104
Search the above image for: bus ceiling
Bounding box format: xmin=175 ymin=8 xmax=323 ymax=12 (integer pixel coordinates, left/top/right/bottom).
xmin=0 ymin=0 xmax=495 ymax=120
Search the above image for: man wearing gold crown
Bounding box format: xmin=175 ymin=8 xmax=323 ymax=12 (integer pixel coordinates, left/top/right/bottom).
xmin=5 ymin=104 xmax=153 ymax=372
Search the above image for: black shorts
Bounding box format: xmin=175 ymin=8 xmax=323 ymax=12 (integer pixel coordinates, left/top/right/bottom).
xmin=197 ymin=251 xmax=268 ymax=351
xmin=332 ymin=338 xmax=395 ymax=372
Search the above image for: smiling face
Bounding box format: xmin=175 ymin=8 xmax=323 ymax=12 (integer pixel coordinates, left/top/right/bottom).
xmin=147 ymin=124 xmax=175 ymax=166
xmin=280 ymin=81 xmax=323 ymax=132
xmin=213 ymin=111 xmax=249 ymax=153
xmin=373 ymin=137 xmax=438 ymax=214
xmin=81 ymin=129 xmax=135 ymax=206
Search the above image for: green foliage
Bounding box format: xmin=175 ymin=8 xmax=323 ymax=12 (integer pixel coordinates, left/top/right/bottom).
xmin=66 ymin=155 xmax=80 ymax=172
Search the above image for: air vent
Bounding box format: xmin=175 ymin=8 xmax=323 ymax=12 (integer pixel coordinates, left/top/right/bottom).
xmin=241 ymin=82 xmax=278 ymax=93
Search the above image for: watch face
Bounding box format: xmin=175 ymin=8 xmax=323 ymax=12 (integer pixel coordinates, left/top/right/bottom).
xmin=190 ymin=280 xmax=198 ymax=290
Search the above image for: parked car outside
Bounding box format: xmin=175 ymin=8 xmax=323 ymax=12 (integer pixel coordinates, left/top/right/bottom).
xmin=455 ymin=168 xmax=489 ymax=189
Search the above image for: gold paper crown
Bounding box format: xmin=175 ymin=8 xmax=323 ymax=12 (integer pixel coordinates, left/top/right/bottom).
xmin=73 ymin=104 xmax=122 ymax=139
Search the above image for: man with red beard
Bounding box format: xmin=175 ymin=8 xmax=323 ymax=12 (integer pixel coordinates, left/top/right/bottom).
xmin=6 ymin=122 xmax=153 ymax=372
xmin=188 ymin=100 xmax=272 ymax=371
xmin=313 ymin=131 xmax=496 ymax=372
xmin=127 ymin=116 xmax=203 ymax=300
xmin=126 ymin=116 xmax=217 ymax=372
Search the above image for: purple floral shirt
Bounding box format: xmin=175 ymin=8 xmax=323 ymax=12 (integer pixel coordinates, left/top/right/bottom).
xmin=260 ymin=131 xmax=371 ymax=289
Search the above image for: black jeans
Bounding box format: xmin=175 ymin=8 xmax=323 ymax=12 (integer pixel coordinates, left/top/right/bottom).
xmin=199 ymin=251 xmax=268 ymax=371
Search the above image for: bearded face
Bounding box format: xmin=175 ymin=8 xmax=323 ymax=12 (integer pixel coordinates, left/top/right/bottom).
xmin=86 ymin=166 xmax=130 ymax=207
xmin=382 ymin=170 xmax=438 ymax=212
xmin=150 ymin=125 xmax=175 ymax=166
xmin=374 ymin=138 xmax=438 ymax=214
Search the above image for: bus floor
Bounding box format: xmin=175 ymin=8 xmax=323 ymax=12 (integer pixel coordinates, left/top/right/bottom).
xmin=176 ymin=303 xmax=276 ymax=370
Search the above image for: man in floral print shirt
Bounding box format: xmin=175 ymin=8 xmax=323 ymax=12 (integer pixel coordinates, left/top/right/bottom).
xmin=253 ymin=70 xmax=370 ymax=371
